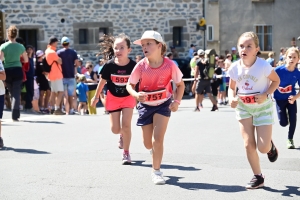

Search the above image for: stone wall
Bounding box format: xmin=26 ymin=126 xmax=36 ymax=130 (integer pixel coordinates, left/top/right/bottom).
xmin=2 ymin=0 xmax=204 ymax=62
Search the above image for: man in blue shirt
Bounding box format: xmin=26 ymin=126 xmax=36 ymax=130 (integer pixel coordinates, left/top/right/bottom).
xmin=57 ymin=37 xmax=79 ymax=114
xmin=25 ymin=45 xmax=35 ymax=112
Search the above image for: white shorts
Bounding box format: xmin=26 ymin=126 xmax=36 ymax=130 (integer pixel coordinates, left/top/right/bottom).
xmin=235 ymin=98 xmax=274 ymax=126
xmin=50 ymin=79 xmax=64 ymax=93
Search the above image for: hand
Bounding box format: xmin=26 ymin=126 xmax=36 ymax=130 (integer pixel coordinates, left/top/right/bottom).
xmin=135 ymin=92 xmax=148 ymax=102
xmin=255 ymin=93 xmax=267 ymax=104
xmin=230 ymin=97 xmax=238 ymax=108
xmin=169 ymin=101 xmax=179 ymax=112
xmin=91 ymin=96 xmax=99 ymax=108
xmin=288 ymin=95 xmax=296 ymax=104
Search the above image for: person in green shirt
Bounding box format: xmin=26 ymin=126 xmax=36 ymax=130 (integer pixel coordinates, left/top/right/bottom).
xmin=0 ymin=25 xmax=28 ymax=121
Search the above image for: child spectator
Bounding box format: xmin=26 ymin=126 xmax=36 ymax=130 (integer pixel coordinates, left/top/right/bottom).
xmin=76 ymin=75 xmax=88 ymax=115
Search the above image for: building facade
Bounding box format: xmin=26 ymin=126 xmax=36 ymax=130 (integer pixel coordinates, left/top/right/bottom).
xmin=1 ymin=0 xmax=205 ymax=61
xmin=206 ymin=0 xmax=300 ymax=59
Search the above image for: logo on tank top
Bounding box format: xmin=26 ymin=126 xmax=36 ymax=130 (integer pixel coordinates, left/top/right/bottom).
xmin=242 ymin=80 xmax=253 ymax=90
xmin=117 ymin=70 xmax=126 ymax=74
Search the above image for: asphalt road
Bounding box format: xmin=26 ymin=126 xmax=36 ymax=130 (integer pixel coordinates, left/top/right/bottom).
xmin=0 ymin=98 xmax=299 ymax=200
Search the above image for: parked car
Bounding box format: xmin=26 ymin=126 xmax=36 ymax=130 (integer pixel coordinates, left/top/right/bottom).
xmin=173 ymin=58 xmax=191 ymax=95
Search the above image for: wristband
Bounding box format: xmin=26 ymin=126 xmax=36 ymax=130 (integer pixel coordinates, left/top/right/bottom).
xmin=173 ymin=100 xmax=181 ymax=105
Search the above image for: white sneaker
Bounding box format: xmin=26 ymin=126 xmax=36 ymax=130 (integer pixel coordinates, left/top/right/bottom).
xmin=151 ymin=171 xmax=165 ymax=185
xmin=122 ymin=153 xmax=131 ymax=165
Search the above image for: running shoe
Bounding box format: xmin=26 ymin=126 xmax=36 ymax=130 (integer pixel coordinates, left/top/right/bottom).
xmin=199 ymin=104 xmax=203 ymax=109
xmin=0 ymin=137 xmax=3 ymax=148
xmin=267 ymin=140 xmax=278 ymax=162
xmin=118 ymin=135 xmax=123 ymax=149
xmin=211 ymin=105 xmax=218 ymax=111
xmin=194 ymin=107 xmax=200 ymax=112
xmin=151 ymin=171 xmax=166 ymax=185
xmin=53 ymin=109 xmax=65 ymax=115
xmin=287 ymin=139 xmax=295 ymax=149
xmin=245 ymin=175 xmax=264 ymax=189
xmin=122 ymin=153 xmax=131 ymax=165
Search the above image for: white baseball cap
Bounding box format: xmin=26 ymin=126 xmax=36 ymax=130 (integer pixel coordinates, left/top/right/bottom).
xmin=36 ymin=50 xmax=44 ymax=58
xmin=197 ymin=49 xmax=205 ymax=56
xmin=232 ymin=47 xmax=236 ymax=51
xmin=133 ymin=30 xmax=165 ymax=45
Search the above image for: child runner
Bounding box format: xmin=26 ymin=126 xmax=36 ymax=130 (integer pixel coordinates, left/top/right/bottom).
xmin=126 ymin=30 xmax=184 ymax=185
xmin=228 ymin=32 xmax=280 ymax=189
xmin=274 ymin=47 xmax=300 ymax=149
xmin=76 ymin=75 xmax=88 ymax=115
xmin=91 ymin=33 xmax=136 ymax=165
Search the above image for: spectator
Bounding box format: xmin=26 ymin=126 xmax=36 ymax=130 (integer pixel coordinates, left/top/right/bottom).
xmin=45 ymin=36 xmax=64 ymax=115
xmin=279 ymin=47 xmax=286 ymax=61
xmin=76 ymin=75 xmax=88 ymax=115
xmin=170 ymin=46 xmax=179 ymax=58
xmin=231 ymin=47 xmax=240 ymax=62
xmin=224 ymin=54 xmax=232 ymax=70
xmin=0 ymin=55 xmax=6 ymax=147
xmin=84 ymin=62 xmax=98 ymax=115
xmin=0 ymin=25 xmax=28 ymax=121
xmin=24 ymin=45 xmax=35 ymax=112
xmin=57 ymin=36 xmax=79 ymax=115
xmin=135 ymin=55 xmax=142 ymax=63
xmin=166 ymin=52 xmax=178 ymax=66
xmin=35 ymin=50 xmax=51 ymax=114
xmin=266 ymin=52 xmax=275 ymax=67
xmin=188 ymin=44 xmax=196 ymax=59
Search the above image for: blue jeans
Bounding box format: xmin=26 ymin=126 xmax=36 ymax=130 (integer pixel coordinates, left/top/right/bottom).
xmin=275 ymin=100 xmax=297 ymax=139
xmin=63 ymin=78 xmax=75 ymax=96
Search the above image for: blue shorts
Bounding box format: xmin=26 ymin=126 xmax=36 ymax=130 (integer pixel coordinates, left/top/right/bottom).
xmin=137 ymin=98 xmax=171 ymax=126
xmin=63 ymin=78 xmax=75 ymax=96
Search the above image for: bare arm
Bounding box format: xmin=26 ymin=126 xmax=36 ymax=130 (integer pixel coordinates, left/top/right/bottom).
xmin=126 ymin=82 xmax=138 ymax=98
xmin=22 ymin=51 xmax=28 ymax=63
xmin=56 ymin=57 xmax=62 ymax=64
xmin=173 ymin=80 xmax=185 ymax=102
xmin=0 ymin=71 xmax=6 ymax=81
xmin=0 ymin=50 xmax=3 ymax=61
xmin=265 ymin=70 xmax=280 ymax=95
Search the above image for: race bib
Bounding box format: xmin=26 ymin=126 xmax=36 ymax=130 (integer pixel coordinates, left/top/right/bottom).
xmin=278 ymin=85 xmax=292 ymax=93
xmin=111 ymin=74 xmax=130 ymax=86
xmin=238 ymin=93 xmax=259 ymax=104
xmin=143 ymin=89 xmax=167 ymax=106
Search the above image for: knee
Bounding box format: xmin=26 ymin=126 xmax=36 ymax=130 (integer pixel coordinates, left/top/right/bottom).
xmin=143 ymin=140 xmax=153 ymax=150
xmin=153 ymin=137 xmax=164 ymax=147
xmin=244 ymin=141 xmax=256 ymax=152
xmin=258 ymin=144 xmax=270 ymax=154
xmin=111 ymin=126 xmax=121 ymax=134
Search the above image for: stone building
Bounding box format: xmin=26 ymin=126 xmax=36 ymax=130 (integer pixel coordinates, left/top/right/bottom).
xmin=206 ymin=0 xmax=300 ymax=59
xmin=0 ymin=0 xmax=205 ymax=61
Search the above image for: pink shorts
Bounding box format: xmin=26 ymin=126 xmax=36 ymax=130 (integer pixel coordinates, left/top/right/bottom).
xmin=106 ymin=90 xmax=136 ymax=112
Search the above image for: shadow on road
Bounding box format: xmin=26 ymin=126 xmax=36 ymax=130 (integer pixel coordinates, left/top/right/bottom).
xmin=132 ymin=160 xmax=201 ymax=171
xmin=263 ymin=186 xmax=300 ymax=197
xmin=166 ymin=176 xmax=246 ymax=192
xmin=21 ymin=120 xmax=63 ymax=124
xmin=0 ymin=147 xmax=51 ymax=154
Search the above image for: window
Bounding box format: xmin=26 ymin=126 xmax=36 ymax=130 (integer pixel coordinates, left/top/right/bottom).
xmin=173 ymin=27 xmax=182 ymax=47
xmin=207 ymin=25 xmax=214 ymax=41
xmin=79 ymin=29 xmax=88 ymax=44
xmin=19 ymin=29 xmax=37 ymax=50
xmin=255 ymin=25 xmax=272 ymax=51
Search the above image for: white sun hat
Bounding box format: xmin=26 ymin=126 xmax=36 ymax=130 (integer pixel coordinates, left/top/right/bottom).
xmin=133 ymin=30 xmax=165 ymax=45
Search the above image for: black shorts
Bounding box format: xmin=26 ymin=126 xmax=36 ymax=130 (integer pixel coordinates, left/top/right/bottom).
xmin=196 ymin=79 xmax=211 ymax=94
xmin=38 ymin=77 xmax=51 ymax=91
xmin=137 ymin=98 xmax=171 ymax=126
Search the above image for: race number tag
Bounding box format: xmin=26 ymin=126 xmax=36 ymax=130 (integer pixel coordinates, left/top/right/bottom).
xmin=143 ymin=89 xmax=167 ymax=106
xmin=238 ymin=93 xmax=259 ymax=104
xmin=111 ymin=74 xmax=130 ymax=86
xmin=278 ymin=85 xmax=292 ymax=93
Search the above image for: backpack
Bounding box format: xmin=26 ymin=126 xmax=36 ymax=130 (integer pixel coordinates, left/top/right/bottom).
xmin=42 ymin=57 xmax=55 ymax=73
xmin=198 ymin=59 xmax=214 ymax=79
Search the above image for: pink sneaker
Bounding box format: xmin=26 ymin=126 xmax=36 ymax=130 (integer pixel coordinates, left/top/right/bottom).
xmin=122 ymin=153 xmax=131 ymax=165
